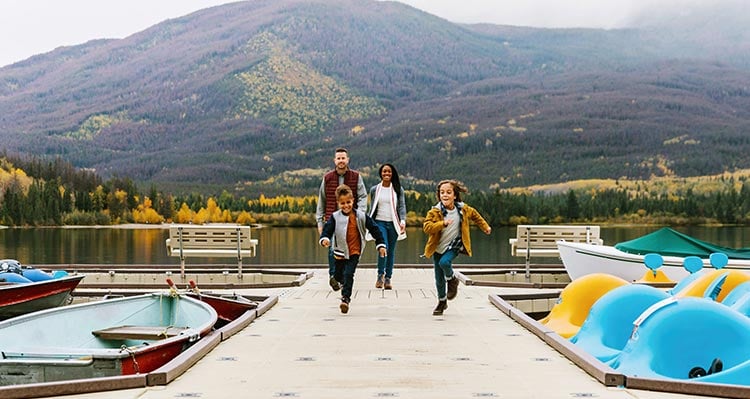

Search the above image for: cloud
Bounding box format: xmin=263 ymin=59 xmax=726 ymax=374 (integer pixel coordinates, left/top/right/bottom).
xmin=393 ymin=0 xmax=746 ymax=30
xmin=391 ymin=0 xmax=645 ymax=29
xmin=0 ymin=0 xmax=239 ymax=67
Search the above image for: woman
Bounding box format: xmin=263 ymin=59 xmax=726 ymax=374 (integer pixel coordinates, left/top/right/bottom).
xmin=368 ymin=163 xmax=407 ymax=289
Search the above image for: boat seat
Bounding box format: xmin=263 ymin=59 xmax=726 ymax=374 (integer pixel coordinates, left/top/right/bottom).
xmin=92 ymin=325 xmax=189 ymax=340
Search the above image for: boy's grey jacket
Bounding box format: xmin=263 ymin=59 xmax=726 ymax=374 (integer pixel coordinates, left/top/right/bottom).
xmin=320 ymin=209 xmax=386 ymax=259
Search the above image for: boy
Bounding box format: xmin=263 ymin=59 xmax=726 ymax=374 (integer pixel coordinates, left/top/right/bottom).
xmin=320 ymin=184 xmax=387 ymax=313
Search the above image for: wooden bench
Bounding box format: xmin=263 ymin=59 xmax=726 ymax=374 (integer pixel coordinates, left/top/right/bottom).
xmin=92 ymin=325 xmax=189 ymax=341
xmin=165 ymin=224 xmax=258 ymax=277
xmin=509 ymin=225 xmax=603 ymax=279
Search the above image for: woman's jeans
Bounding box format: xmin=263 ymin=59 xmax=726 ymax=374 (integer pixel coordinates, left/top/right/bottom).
xmin=375 ymin=220 xmax=399 ymax=278
xmin=432 ymin=249 xmax=459 ymax=300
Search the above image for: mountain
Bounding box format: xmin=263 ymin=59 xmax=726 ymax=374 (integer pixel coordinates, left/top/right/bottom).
xmin=2 ymin=0 xmax=750 ymax=196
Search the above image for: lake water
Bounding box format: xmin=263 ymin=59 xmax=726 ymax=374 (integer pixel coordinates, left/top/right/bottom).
xmin=2 ymin=225 xmax=750 ymax=267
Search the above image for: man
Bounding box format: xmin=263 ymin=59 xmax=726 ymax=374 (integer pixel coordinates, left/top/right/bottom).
xmin=316 ymin=147 xmax=367 ymax=290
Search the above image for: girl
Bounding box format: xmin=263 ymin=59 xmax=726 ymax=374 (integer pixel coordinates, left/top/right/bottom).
xmin=423 ymin=180 xmax=491 ymax=315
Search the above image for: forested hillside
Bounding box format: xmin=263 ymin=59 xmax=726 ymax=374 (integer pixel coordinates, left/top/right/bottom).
xmin=1 ymin=0 xmax=750 ymax=196
xmin=5 ymin=153 xmax=750 ymax=227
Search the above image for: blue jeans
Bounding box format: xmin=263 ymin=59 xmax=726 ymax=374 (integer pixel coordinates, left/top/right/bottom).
xmin=433 ymin=249 xmax=459 ymax=300
xmin=333 ymin=255 xmax=360 ymax=300
xmin=328 ymin=248 xmax=335 ymax=277
xmin=375 ymin=220 xmax=399 ymax=279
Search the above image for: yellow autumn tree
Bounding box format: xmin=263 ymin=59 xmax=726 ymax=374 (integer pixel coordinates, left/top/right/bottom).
xmin=0 ymin=166 xmax=33 ymax=195
xmin=193 ymin=208 xmax=210 ymax=224
xmin=235 ymin=211 xmax=256 ymax=225
xmin=90 ymin=185 xmax=106 ymax=211
xmin=205 ymin=198 xmax=218 ymax=221
xmin=175 ymin=203 xmax=195 ymax=223
xmin=220 ymin=209 xmax=233 ymax=223
xmin=132 ymin=197 xmax=165 ymax=224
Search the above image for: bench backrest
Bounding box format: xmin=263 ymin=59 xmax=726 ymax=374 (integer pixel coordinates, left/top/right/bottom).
xmin=168 ymin=224 xmax=253 ymax=250
xmin=514 ymin=225 xmax=601 ymax=250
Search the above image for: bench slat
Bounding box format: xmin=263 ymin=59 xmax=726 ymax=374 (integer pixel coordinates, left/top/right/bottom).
xmin=167 ymin=247 xmax=257 ymax=257
xmin=510 ymin=225 xmax=602 ymax=257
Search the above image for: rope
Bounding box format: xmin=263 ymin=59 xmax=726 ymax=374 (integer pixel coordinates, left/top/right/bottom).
xmin=120 ymin=345 xmax=140 ymax=374
xmin=158 ymin=325 xmax=175 ymax=339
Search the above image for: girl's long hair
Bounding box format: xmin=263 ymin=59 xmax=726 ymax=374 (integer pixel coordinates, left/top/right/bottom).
xmin=436 ymin=179 xmax=468 ymax=202
xmin=380 ymin=163 xmax=402 ymax=194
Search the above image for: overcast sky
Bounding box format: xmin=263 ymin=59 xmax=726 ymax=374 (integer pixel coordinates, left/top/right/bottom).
xmin=0 ymin=0 xmax=714 ymax=67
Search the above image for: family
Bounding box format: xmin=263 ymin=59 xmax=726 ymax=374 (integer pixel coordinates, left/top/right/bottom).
xmin=316 ymin=148 xmax=491 ymax=315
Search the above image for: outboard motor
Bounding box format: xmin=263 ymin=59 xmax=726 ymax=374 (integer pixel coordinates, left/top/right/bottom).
xmin=0 ymin=259 xmax=32 ymax=283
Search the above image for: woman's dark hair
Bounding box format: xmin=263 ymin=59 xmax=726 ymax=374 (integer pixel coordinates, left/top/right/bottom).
xmin=380 ymin=163 xmax=402 ymax=194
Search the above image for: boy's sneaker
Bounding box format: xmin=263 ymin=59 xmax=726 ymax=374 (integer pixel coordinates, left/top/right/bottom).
xmin=340 ymin=299 xmax=350 ymax=314
xmin=329 ymin=276 xmax=341 ymax=291
xmin=446 ymin=276 xmax=459 ymax=300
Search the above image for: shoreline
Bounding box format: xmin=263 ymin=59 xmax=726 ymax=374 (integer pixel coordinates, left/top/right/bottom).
xmin=61 ymin=223 xmax=169 ymax=230
xmin=8 ymin=223 xmax=270 ymax=230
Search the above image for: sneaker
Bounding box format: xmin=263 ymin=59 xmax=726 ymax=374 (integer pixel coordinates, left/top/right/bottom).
xmin=340 ymin=299 xmax=350 ymax=314
xmin=329 ymin=276 xmax=341 ymax=291
xmin=446 ymin=276 xmax=459 ymax=300
xmin=375 ymin=274 xmax=384 ymax=289
xmin=384 ymin=277 xmax=392 ymax=290
xmin=432 ymin=300 xmax=448 ymax=316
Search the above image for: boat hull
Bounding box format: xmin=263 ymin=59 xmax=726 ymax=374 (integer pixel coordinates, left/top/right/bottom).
xmin=558 ymin=241 xmax=750 ymax=282
xmin=0 ymin=275 xmax=85 ymax=320
xmin=186 ymin=292 xmax=256 ymax=326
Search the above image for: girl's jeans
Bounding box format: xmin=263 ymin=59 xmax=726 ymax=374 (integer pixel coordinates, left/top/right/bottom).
xmin=432 ymin=249 xmax=459 ymax=300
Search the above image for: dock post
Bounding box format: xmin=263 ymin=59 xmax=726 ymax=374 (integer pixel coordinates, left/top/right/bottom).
xmin=524 ymin=226 xmax=531 ymax=281
xmin=236 ymin=226 xmax=243 ymax=278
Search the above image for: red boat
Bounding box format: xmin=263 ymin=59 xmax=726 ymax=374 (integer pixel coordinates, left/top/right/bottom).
xmin=168 ymin=279 xmax=257 ymax=327
xmin=0 ymin=274 xmax=85 ymax=320
xmin=186 ymin=292 xmax=257 ymax=327
xmin=0 ymin=292 xmax=218 ymax=386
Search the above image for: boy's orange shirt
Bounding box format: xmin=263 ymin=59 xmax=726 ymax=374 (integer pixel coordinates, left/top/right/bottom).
xmin=345 ymin=212 xmax=361 ymax=256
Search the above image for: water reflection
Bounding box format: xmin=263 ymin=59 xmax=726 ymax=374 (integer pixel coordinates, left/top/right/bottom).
xmin=0 ymin=225 xmax=747 ymax=266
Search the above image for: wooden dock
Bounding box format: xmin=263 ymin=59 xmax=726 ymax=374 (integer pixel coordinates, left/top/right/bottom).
xmin=33 ymin=267 xmax=727 ymax=399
